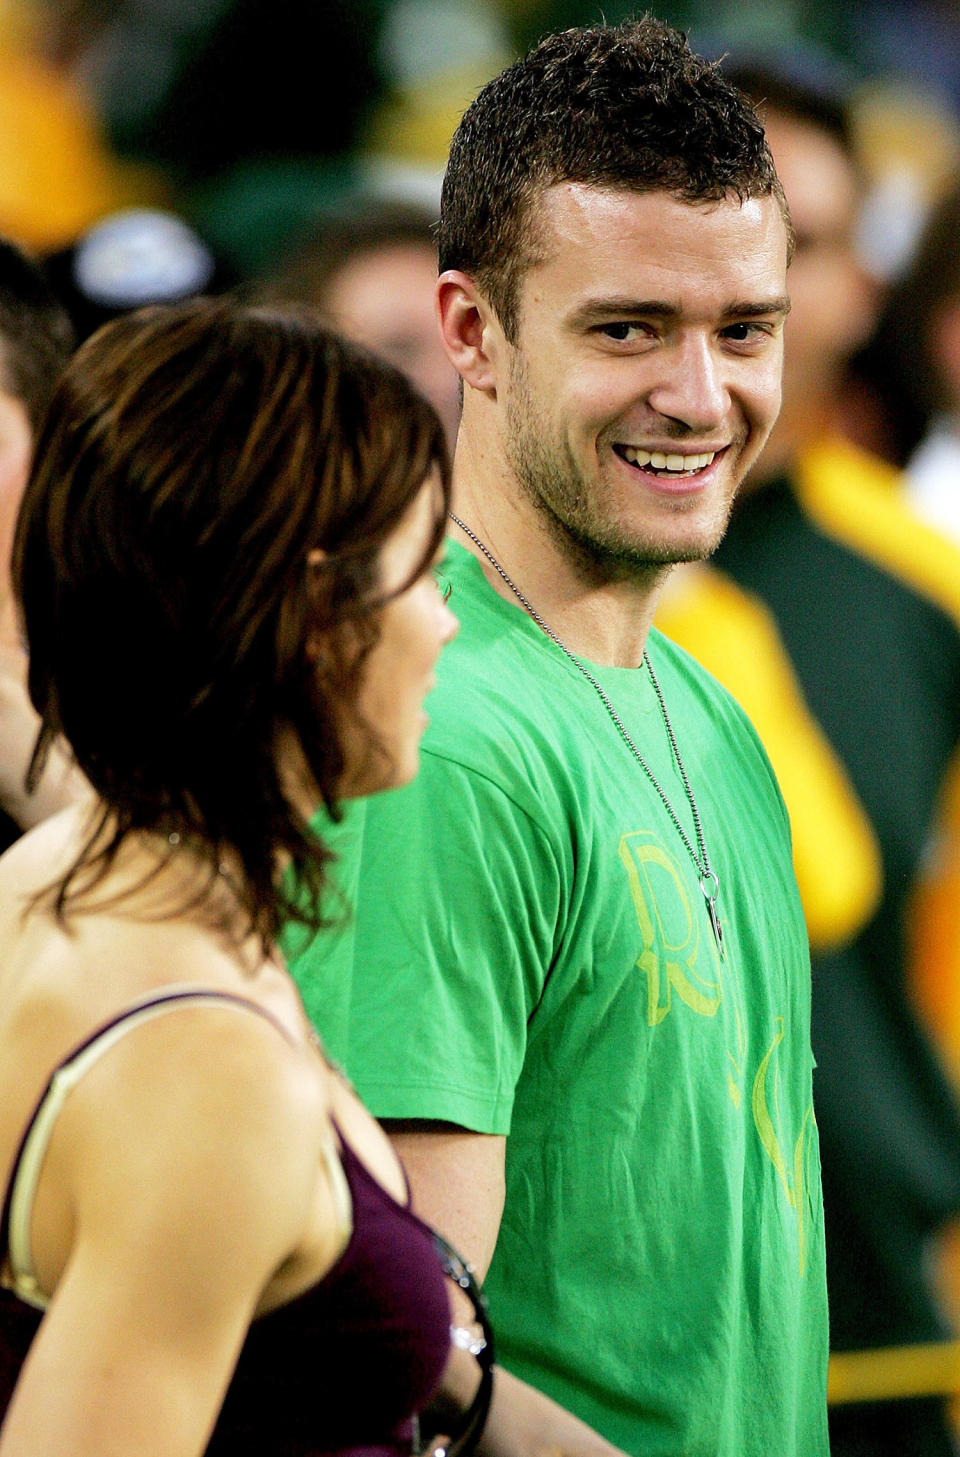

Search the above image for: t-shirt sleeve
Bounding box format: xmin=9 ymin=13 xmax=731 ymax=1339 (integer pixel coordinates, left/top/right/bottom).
xmin=332 ymin=747 xmax=563 ymax=1135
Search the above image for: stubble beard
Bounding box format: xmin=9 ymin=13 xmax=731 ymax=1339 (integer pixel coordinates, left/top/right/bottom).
xmin=503 ymin=356 xmax=737 ymax=581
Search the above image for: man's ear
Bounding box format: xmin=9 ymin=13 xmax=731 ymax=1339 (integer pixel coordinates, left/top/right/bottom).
xmin=436 ymin=270 xmax=504 ymax=395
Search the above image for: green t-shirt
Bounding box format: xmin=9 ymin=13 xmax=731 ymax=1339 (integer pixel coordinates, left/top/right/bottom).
xmin=290 ymin=541 xmax=829 ymax=1456
xmin=280 ymin=797 xmax=366 ymax=1058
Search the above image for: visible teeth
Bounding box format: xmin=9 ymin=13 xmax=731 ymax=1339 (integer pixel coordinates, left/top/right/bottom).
xmin=620 ymin=447 xmax=717 ymax=472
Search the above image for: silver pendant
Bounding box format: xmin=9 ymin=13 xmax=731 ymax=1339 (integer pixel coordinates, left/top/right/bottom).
xmin=700 ymin=871 xmax=725 ymax=959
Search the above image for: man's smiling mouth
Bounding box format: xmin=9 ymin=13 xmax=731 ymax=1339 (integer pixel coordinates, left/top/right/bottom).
xmin=613 ymin=445 xmax=719 ymax=478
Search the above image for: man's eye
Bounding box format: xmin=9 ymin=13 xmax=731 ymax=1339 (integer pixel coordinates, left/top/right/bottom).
xmin=601 ymin=322 xmax=646 ymax=342
xmin=723 ymin=322 xmax=766 ymax=342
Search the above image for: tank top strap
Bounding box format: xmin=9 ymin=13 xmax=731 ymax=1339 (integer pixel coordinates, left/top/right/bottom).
xmin=329 ymin=1114 xmax=413 ymax=1213
xmin=0 ymin=988 xmax=296 ymax=1310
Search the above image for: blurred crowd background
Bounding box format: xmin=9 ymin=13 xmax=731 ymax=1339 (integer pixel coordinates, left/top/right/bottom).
xmin=5 ymin=0 xmax=960 ymax=1451
xmin=4 ymin=0 xmax=958 ymax=301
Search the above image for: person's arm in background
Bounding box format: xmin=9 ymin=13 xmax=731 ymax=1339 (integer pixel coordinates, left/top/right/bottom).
xmin=392 ymin=1124 xmax=506 ymax=1279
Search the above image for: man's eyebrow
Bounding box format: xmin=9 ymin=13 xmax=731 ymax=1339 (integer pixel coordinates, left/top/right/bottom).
xmin=725 ymin=296 xmax=792 ymax=320
xmin=568 ymin=297 xmax=680 ymax=325
xmin=568 ymin=294 xmax=792 ymax=325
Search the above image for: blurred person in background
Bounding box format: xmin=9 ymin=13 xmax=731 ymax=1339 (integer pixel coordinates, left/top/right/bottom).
xmin=264 ymin=200 xmax=461 ymax=449
xmin=883 ymin=182 xmax=960 ymax=1370
xmin=35 ymin=0 xmax=388 ymax=279
xmin=689 ymin=57 xmax=960 ymax=1457
xmin=0 ymin=0 xmax=156 ymax=257
xmin=884 ymin=183 xmax=960 ymax=547
xmin=0 ymin=240 xmax=72 ymax=651
xmin=0 ymin=237 xmax=83 ymax=846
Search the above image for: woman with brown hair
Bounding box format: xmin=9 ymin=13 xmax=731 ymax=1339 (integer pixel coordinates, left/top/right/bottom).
xmin=0 ymin=297 xmax=463 ymax=1456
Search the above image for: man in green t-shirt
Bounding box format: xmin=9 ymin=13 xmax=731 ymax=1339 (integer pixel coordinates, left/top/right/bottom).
xmin=290 ymin=18 xmax=829 ymax=1455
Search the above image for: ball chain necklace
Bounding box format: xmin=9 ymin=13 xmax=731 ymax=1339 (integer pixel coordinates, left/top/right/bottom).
xmin=450 ymin=514 xmax=725 ymax=959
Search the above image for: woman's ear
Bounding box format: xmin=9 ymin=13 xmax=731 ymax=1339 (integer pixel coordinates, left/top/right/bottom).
xmin=304 ymin=548 xmax=329 ymax=663
xmin=436 ymin=270 xmax=504 ymax=396
xmin=304 ymin=630 xmax=327 ymax=665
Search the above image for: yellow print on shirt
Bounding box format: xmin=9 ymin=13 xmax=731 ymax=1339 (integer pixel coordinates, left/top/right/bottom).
xmin=618 ymin=829 xmax=746 ymax=1104
xmin=752 ymin=1019 xmax=817 ymax=1276
xmin=620 ymin=831 xmax=814 ymax=1269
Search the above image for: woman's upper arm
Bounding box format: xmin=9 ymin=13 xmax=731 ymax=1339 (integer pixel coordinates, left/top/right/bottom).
xmin=0 ymin=1004 xmax=332 ymax=1457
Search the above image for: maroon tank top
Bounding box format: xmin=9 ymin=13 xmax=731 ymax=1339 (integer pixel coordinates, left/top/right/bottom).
xmin=0 ymin=996 xmax=453 ymax=1456
xmin=209 ymin=1133 xmax=453 ymax=1456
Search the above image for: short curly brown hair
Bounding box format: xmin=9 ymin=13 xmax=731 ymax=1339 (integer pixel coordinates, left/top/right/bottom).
xmin=439 ymin=16 xmax=788 ymax=341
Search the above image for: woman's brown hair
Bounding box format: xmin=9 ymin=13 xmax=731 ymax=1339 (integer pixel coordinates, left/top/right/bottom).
xmin=13 ymin=297 xmax=451 ymax=946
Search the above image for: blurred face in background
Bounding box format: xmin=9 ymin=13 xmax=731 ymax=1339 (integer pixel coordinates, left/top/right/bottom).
xmin=762 ymin=112 xmax=877 ymax=421
xmin=929 ymin=293 xmax=960 ymax=419
xmin=0 ymin=378 xmax=32 ymax=645
xmin=324 ymin=242 xmax=462 ymax=449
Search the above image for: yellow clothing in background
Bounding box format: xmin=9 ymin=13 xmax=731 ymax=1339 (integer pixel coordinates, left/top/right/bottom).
xmin=797 ymin=435 xmax=960 ymax=626
xmin=794 ymin=437 xmax=960 ymax=1061
xmin=0 ymin=40 xmax=158 ymax=252
xmin=912 ymin=758 xmax=960 ymax=1085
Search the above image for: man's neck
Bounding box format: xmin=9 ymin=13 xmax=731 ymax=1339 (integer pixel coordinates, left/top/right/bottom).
xmin=450 ymin=431 xmax=669 ymax=670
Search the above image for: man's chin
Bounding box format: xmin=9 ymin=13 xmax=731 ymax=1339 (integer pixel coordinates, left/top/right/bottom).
xmin=599 ymin=525 xmax=730 ymax=571
xmin=538 ymin=494 xmax=735 ymax=576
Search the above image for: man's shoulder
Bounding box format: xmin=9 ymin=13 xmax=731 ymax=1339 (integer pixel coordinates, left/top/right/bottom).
xmin=797 ymin=436 xmax=960 ymax=630
xmin=429 ymin=544 xmax=576 ymax=751
xmin=648 ymin=622 xmax=791 ymax=821
xmin=647 ymin=620 xmax=760 ymax=739
xmin=427 ymin=619 xmax=550 ymax=748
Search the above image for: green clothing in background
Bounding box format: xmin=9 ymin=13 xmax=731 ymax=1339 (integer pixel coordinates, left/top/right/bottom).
xmin=290 ymin=540 xmax=829 ymax=1456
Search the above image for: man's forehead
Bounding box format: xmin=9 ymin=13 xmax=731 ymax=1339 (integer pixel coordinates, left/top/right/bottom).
xmin=526 ymin=182 xmax=789 ymax=276
xmin=534 ymin=180 xmax=783 ymax=242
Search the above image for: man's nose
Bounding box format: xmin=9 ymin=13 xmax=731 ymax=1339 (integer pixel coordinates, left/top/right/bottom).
xmin=645 ymin=335 xmax=729 ymax=432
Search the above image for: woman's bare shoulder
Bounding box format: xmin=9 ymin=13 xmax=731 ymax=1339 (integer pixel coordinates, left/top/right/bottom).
xmin=0 ymin=806 xmax=335 ymax=1238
